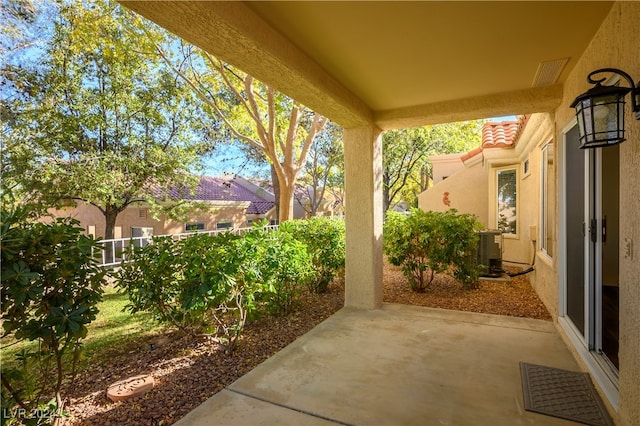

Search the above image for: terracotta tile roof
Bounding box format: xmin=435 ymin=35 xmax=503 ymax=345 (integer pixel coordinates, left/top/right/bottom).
xmin=461 ymin=116 xmax=528 ymax=163
xmin=166 ymin=176 xmax=275 ymax=215
xmin=481 ymin=120 xmax=520 ymax=149
xmin=460 ymin=146 xmax=483 ymax=163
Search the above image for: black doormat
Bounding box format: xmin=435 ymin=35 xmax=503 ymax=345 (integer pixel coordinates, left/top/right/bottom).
xmin=519 ymin=362 xmax=614 ymax=426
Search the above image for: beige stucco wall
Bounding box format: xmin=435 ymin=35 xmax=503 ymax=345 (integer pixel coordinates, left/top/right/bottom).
xmin=419 ymin=111 xmax=559 ymax=316
xmin=430 ymin=153 xmax=465 ymax=185
xmin=420 ymin=113 xmax=553 ymax=269
xmin=516 ymin=114 xmax=557 ymax=318
xmin=555 ymin=3 xmax=639 ymax=424
xmin=418 ymin=157 xmax=488 ymax=227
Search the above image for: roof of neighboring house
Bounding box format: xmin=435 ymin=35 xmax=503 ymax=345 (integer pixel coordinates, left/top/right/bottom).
xmin=461 ymin=116 xmax=529 ymax=163
xmin=166 ymin=176 xmax=275 ymax=215
xmin=460 ymin=146 xmax=483 ymax=163
xmin=481 ymin=120 xmax=520 ymax=148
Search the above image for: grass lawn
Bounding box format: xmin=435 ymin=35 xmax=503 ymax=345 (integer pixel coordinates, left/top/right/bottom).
xmin=1 ymin=286 xmax=164 ymax=370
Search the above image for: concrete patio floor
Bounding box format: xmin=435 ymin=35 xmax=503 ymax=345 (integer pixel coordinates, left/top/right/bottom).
xmin=175 ymin=304 xmax=584 ymax=425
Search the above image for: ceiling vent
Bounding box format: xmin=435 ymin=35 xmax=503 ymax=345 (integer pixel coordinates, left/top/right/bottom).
xmin=532 ymin=58 xmax=569 ymax=87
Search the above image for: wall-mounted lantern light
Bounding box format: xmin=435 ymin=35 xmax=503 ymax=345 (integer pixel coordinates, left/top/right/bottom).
xmin=570 ymin=68 xmax=640 ymax=149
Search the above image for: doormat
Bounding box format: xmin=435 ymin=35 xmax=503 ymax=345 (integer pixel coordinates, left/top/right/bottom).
xmin=519 ymin=362 xmax=614 ymax=426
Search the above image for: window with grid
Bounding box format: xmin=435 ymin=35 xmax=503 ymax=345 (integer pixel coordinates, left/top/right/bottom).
xmin=497 ymin=168 xmax=517 ymax=235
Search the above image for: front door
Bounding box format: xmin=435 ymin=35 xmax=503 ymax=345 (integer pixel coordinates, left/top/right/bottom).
xmin=564 ymin=125 xmax=620 ymax=371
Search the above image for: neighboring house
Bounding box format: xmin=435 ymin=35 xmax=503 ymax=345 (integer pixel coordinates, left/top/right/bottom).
xmin=48 ymin=175 xmax=277 ymax=240
xmin=418 ymin=119 xmax=524 ymax=260
xmin=49 ymin=174 xmax=343 ymax=240
xmin=252 ymin=179 xmax=344 ymax=218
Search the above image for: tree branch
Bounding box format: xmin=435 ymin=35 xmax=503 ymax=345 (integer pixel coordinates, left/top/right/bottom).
xmin=297 ymin=114 xmax=326 ymax=170
xmin=284 ymin=104 xmax=299 ymax=165
xmin=152 ymin=40 xmax=262 ymax=150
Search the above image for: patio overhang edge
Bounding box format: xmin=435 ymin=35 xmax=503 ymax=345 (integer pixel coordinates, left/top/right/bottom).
xmin=374 ymin=84 xmax=564 ymax=130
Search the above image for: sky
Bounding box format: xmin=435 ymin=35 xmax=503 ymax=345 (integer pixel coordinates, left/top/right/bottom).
xmin=201 ymin=145 xmax=269 ymax=178
xmin=489 ymin=115 xmax=517 ymax=122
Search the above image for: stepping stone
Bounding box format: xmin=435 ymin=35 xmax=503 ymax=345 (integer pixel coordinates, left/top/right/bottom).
xmin=107 ymin=375 xmax=155 ymax=402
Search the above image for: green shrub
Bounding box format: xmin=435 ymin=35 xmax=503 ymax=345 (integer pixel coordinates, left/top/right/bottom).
xmin=257 ymin=230 xmax=313 ymax=315
xmin=117 ymin=224 xmax=314 ymax=352
xmin=384 ymin=209 xmax=482 ymax=291
xmin=278 ymin=217 xmax=345 ymax=293
xmin=118 ymin=235 xmax=201 ymax=332
xmin=1 ymin=205 xmax=107 ymax=421
xmin=118 ymin=232 xmax=251 ymax=352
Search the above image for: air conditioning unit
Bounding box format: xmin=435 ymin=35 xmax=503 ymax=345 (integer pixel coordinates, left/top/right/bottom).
xmin=477 ymin=230 xmax=503 ymax=277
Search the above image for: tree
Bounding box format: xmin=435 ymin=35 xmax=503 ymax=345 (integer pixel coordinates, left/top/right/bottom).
xmin=297 ymin=121 xmax=343 ymax=216
xmin=1 ymin=0 xmax=210 ymax=240
xmin=152 ymin=41 xmax=328 ymax=222
xmin=382 ymin=121 xmax=485 ymax=211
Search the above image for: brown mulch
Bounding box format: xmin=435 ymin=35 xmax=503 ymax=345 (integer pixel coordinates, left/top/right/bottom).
xmin=383 ymin=260 xmax=552 ymax=321
xmin=61 ymin=259 xmax=551 ymax=425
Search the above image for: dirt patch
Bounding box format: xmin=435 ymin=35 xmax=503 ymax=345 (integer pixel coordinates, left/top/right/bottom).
xmin=60 ymin=260 xmax=550 ymax=425
xmin=383 ymin=261 xmax=552 ymax=321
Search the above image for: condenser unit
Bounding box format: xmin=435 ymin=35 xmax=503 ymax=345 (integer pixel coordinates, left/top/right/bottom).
xmin=477 ymin=230 xmax=503 ymax=277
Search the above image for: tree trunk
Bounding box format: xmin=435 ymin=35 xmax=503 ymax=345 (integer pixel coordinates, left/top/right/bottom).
xmin=103 ymin=205 xmax=119 ymax=264
xmin=278 ymin=179 xmax=295 ymax=222
xmin=104 ymin=206 xmax=118 ymax=240
xmin=271 ymin=161 xmax=298 ymax=223
xmin=270 ymin=164 xmax=280 ymax=222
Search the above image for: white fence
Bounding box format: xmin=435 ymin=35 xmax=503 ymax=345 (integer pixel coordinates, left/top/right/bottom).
xmin=95 ymin=225 xmax=279 ymax=268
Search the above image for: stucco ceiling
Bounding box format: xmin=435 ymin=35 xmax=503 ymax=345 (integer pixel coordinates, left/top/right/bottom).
xmin=119 ymin=1 xmax=614 ymax=129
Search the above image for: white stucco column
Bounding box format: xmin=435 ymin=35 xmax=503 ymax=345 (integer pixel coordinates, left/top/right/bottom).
xmin=343 ymin=126 xmax=383 ymax=309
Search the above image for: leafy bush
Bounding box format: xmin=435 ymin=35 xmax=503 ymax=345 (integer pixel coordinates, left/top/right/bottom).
xmin=117 ymin=224 xmax=313 ymax=352
xmin=1 ymin=205 xmax=107 ymax=422
xmin=384 ymin=209 xmax=482 ymax=291
xmin=119 ymin=232 xmax=243 ymax=351
xmin=118 ymin=235 xmax=198 ymax=331
xmin=257 ymin=230 xmax=313 ymax=315
xmin=278 ymin=217 xmax=345 ymax=293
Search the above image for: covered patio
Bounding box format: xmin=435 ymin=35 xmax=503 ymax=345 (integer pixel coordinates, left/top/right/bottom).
xmin=118 ymin=2 xmax=639 ymax=425
xmin=176 ymin=305 xmax=580 ymax=425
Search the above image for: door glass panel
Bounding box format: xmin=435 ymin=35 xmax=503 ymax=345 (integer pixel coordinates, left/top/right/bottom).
xmin=565 ymin=126 xmax=585 ymax=335
xmin=600 ymin=145 xmax=619 ymax=369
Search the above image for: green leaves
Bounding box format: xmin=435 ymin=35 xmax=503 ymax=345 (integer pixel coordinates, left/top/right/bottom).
xmin=279 ymin=217 xmax=345 ymax=293
xmin=117 ymin=220 xmax=339 ymax=351
xmin=384 ymin=209 xmax=482 ymax=291
xmin=1 ymin=202 xmax=107 ymax=417
xmin=117 ymin=225 xmax=313 ymax=352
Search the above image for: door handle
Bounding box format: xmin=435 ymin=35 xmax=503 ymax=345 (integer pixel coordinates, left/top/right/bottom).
xmin=602 ymin=217 xmax=607 ymax=244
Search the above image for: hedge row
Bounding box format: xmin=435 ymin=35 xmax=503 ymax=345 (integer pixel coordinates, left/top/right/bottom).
xmin=117 ymin=217 xmax=345 ymax=352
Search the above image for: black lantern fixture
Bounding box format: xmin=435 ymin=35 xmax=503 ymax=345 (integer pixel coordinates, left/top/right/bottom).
xmin=570 ymin=68 xmax=640 ymax=149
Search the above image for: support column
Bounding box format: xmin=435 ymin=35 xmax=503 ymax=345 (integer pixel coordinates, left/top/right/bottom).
xmin=343 ymin=126 xmax=383 ymax=309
